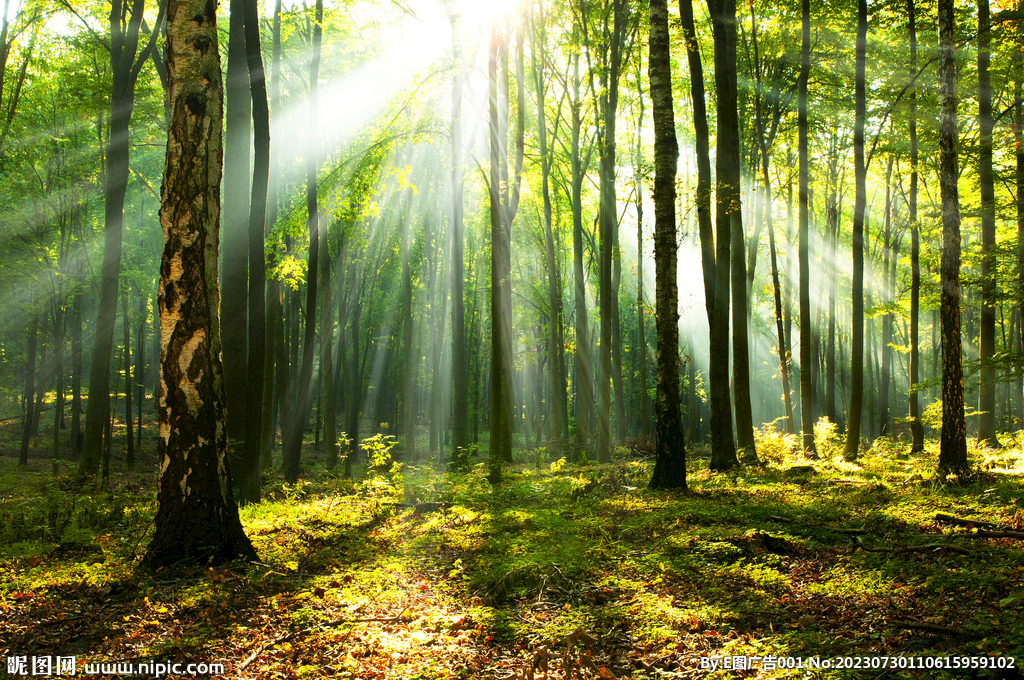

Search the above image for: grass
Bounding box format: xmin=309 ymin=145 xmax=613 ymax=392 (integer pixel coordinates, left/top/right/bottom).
xmin=1 ymin=415 xmax=1023 ymax=679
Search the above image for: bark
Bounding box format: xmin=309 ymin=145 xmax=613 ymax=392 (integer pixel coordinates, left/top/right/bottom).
xmin=283 ymin=0 xmax=324 ymax=484
xmin=680 ymin=0 xmax=726 ymax=453
xmin=598 ymin=0 xmax=626 ymax=463
xmin=123 ymin=293 xmax=134 ymax=469
xmin=908 ymin=0 xmax=923 ymax=452
xmin=401 ymin=187 xmax=415 ymax=461
xmin=71 ymin=285 xmax=82 ymax=454
xmin=880 ymin=156 xmax=893 ymax=436
xmin=320 ymin=229 xmax=335 ymax=468
xmin=19 ymin=309 xmax=38 ymax=466
xmin=937 ymin=0 xmax=967 ymax=475
xmin=135 ymin=293 xmax=146 ymax=449
xmin=488 ymin=19 xmax=515 ymax=483
xmin=634 ymin=71 xmax=649 ymax=438
xmin=647 ymin=0 xmax=686 ymax=490
xmin=450 ymin=12 xmax=469 ymax=455
xmin=262 ymin=0 xmax=284 ymax=471
xmin=146 ymin=0 xmax=256 ymax=567
xmin=531 ymin=6 xmax=568 ymax=443
xmin=844 ymin=0 xmax=867 ymax=459
xmin=222 ymin=0 xmax=251 ymax=474
xmin=1015 ymin=58 xmax=1024 ymax=427
xmin=708 ymin=0 xmax=747 ymax=467
xmin=977 ymin=0 xmax=998 ymax=448
xmin=237 ymin=0 xmax=270 ymax=498
xmin=798 ymin=0 xmax=816 ymax=455
xmin=570 ymin=52 xmax=594 ymax=441
xmin=825 ymin=192 xmax=837 ymax=423
xmin=80 ymin=0 xmax=165 ymax=478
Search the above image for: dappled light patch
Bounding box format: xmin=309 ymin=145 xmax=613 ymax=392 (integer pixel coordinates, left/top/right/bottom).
xmin=1 ymin=436 xmax=1022 ymax=677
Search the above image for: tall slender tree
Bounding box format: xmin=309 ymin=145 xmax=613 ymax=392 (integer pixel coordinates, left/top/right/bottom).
xmin=647 ymin=0 xmax=686 ymax=490
xmin=221 ymin=0 xmax=251 ymax=479
xmin=907 ymin=0 xmax=924 ymax=453
xmin=283 ymin=0 xmax=324 ymax=484
xmin=798 ymin=0 xmax=816 ymax=456
xmin=240 ymin=0 xmax=270 ymax=501
xmin=937 ymin=0 xmax=967 ymax=475
xmin=708 ymin=0 xmax=749 ymax=466
xmin=79 ymin=0 xmax=166 ymax=478
xmin=976 ymin=0 xmax=998 ymax=448
xmin=844 ymin=0 xmax=867 ymax=459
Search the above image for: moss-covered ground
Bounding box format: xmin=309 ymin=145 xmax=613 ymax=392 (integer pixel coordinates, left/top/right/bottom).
xmin=2 ymin=419 xmax=1023 ymax=679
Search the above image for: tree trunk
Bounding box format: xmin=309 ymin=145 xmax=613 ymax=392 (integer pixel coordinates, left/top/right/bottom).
xmin=71 ymin=285 xmax=83 ymax=454
xmin=488 ymin=19 xmax=514 ymax=482
xmin=222 ymin=0 xmax=251 ymax=476
xmin=135 ymin=293 xmax=146 ymax=449
xmin=843 ymin=0 xmax=867 ymax=459
xmin=647 ymin=0 xmax=686 ymax=490
xmin=283 ymin=0 xmax=323 ymax=484
xmin=798 ymin=0 xmax=816 ymax=456
xmin=531 ymin=7 xmax=568 ymax=444
xmin=570 ymin=52 xmax=594 ymax=442
xmin=597 ymin=1 xmax=625 ymax=464
xmin=908 ymin=0 xmax=923 ymax=451
xmin=1015 ymin=58 xmax=1023 ymax=429
xmin=19 ymin=309 xmax=37 ymax=466
xmin=449 ymin=14 xmax=469 ymax=457
xmin=262 ymin=0 xmax=284 ymax=472
xmin=80 ymin=0 xmax=164 ymax=478
xmin=708 ymin=0 xmax=746 ymax=467
xmin=977 ymin=0 xmax=998 ymax=448
xmin=937 ymin=0 xmax=967 ymax=475
xmin=635 ymin=79 xmax=649 ymax=438
xmin=146 ymin=0 xmax=256 ymax=567
xmin=880 ymin=156 xmax=893 ymax=437
xmin=401 ymin=187 xmax=415 ymax=461
xmin=122 ymin=293 xmax=134 ymax=469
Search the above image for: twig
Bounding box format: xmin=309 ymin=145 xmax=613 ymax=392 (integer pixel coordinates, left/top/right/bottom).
xmin=934 ymin=513 xmax=996 ymax=529
xmin=769 ymin=515 xmax=869 ymax=535
xmin=851 ymin=537 xmax=972 ymax=555
xmin=892 ymin=620 xmax=965 ymax=636
xmin=239 ymin=631 xmax=298 ymax=670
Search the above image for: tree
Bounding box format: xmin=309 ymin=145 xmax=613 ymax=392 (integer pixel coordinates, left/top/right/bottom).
xmin=240 ymin=0 xmax=270 ymax=502
xmin=449 ymin=10 xmax=469 ymax=458
xmin=797 ymin=0 xmax=816 ymax=456
xmin=937 ymin=0 xmax=967 ymax=476
xmin=79 ymin=0 xmax=166 ymax=479
xmin=843 ymin=0 xmax=867 ymax=459
xmin=283 ymin=0 xmax=324 ymax=484
xmin=907 ymin=0 xmax=924 ymax=453
xmin=709 ymin=0 xmax=750 ymax=466
xmin=976 ymin=0 xmax=998 ymax=449
xmin=222 ymin=0 xmax=251 ymax=483
xmin=487 ymin=16 xmax=524 ymax=484
xmin=146 ymin=0 xmax=256 ymax=567
xmin=648 ymin=0 xmax=686 ymax=490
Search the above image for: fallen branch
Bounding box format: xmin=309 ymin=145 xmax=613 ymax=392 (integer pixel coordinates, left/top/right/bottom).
xmin=851 ymin=537 xmax=972 ymax=556
xmin=769 ymin=515 xmax=869 ymax=535
xmin=934 ymin=513 xmax=996 ymax=529
xmin=892 ymin=620 xmax=965 ymax=636
xmin=922 ymin=530 xmax=1024 ymax=541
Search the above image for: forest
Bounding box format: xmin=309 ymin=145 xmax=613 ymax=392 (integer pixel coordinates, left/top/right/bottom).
xmin=1 ymin=0 xmax=1024 ymax=675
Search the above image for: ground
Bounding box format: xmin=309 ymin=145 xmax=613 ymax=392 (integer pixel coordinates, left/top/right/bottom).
xmin=1 ymin=416 xmax=1024 ymax=679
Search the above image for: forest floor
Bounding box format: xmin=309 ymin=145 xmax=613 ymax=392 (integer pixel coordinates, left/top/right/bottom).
xmin=2 ymin=420 xmax=1024 ymax=679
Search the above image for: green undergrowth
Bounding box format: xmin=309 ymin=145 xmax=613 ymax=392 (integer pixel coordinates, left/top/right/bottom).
xmin=1 ymin=429 xmax=1023 ymax=678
